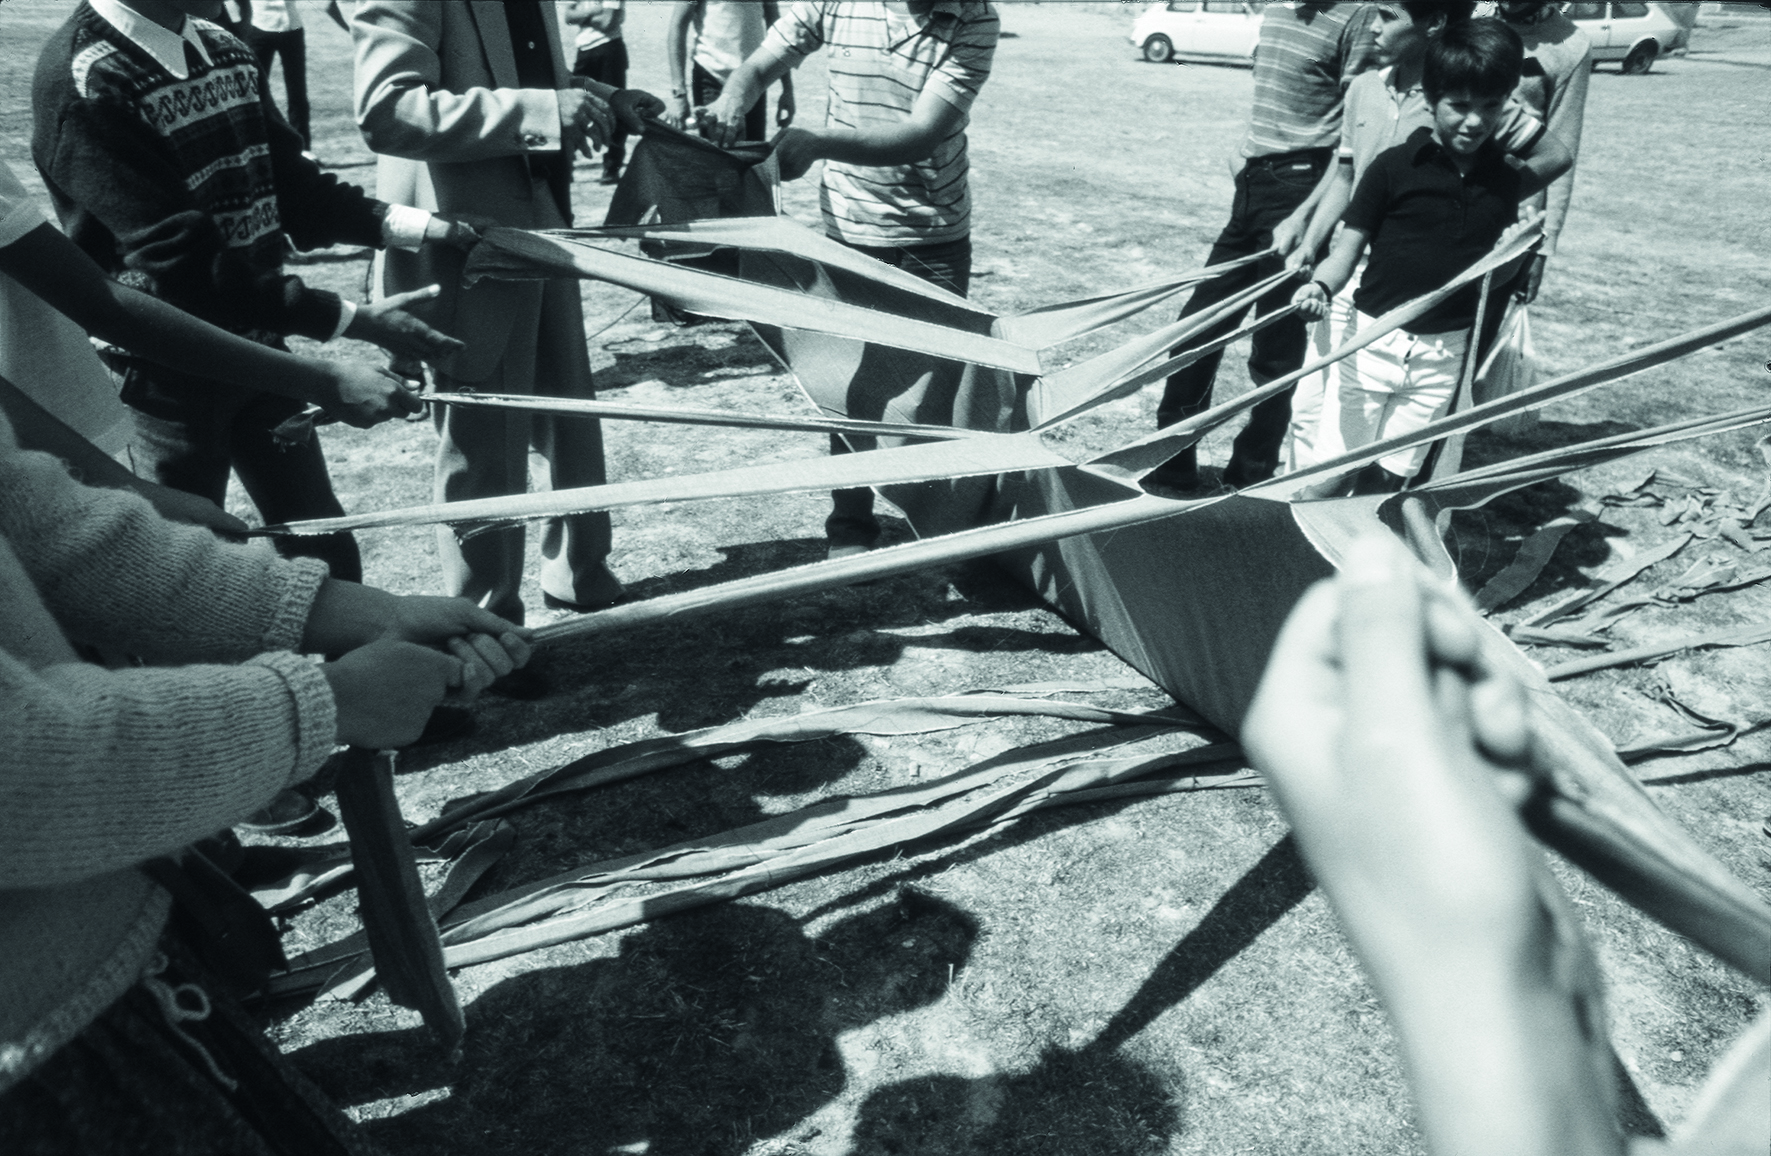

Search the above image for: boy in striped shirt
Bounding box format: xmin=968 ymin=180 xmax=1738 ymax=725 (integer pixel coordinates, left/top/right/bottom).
xmin=707 ymin=0 xmax=999 ymax=557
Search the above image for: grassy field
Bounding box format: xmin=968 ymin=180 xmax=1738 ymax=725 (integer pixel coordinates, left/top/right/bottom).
xmin=2 ymin=2 xmax=1770 ymax=1154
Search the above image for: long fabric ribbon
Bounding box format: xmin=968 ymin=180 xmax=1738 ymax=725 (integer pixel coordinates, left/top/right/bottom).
xmin=554 ymin=217 xmax=1272 ymax=350
xmin=427 ymin=392 xmax=986 ymax=441
xmin=1087 ymin=226 xmax=1545 ymax=479
xmin=468 ymin=228 xmax=1043 ymax=375
xmin=260 ymin=432 xmax=1070 ymax=537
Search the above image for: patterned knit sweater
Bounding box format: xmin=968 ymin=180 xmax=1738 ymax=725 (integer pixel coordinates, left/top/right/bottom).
xmin=0 ymin=410 xmax=336 ymax=1091
xmin=31 ymin=2 xmax=386 ymax=341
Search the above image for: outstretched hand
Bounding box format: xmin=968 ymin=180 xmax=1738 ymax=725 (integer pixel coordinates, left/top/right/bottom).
xmin=382 ymin=594 xmax=535 ymax=697
xmin=344 ymin=284 xmax=465 ymax=365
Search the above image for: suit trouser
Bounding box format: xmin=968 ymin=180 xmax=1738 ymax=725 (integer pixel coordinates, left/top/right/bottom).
xmin=432 ymin=276 xmax=618 ymax=623
xmin=1155 ymin=148 xmax=1329 ymax=485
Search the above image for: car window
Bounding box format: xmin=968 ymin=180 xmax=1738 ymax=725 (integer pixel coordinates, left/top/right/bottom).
xmin=1202 ymin=1 xmax=1244 ymax=13
xmin=1612 ymin=2 xmax=1649 ymax=16
xmin=1166 ymin=2 xmax=1200 ymax=12
xmin=1565 ymin=2 xmax=1605 ymax=19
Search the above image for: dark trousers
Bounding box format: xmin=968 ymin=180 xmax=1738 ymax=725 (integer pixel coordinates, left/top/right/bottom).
xmin=1155 ymin=148 xmax=1330 ymax=486
xmin=252 ymin=29 xmax=310 ymax=148
xmin=113 ymin=358 xmax=360 ymax=581
xmin=692 ymin=63 xmax=766 ymax=142
xmin=573 ymin=39 xmax=630 ymax=175
xmin=827 ymin=235 xmax=972 ymax=545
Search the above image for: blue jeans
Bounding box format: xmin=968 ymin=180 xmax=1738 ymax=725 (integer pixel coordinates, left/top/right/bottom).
xmin=826 ymin=235 xmax=972 ymax=545
xmin=1155 ymin=148 xmax=1330 ymax=486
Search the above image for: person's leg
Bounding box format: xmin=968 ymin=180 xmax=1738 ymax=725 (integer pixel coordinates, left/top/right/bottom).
xmin=1220 ymin=153 xmax=1334 ymax=485
xmin=251 ymin=33 xmax=277 ymax=103
xmin=533 ymin=276 xmax=622 ymax=608
xmin=431 ymin=371 xmax=531 ymax=623
xmin=281 ymin=29 xmax=310 ymax=150
xmin=1374 ymin=330 xmax=1466 ymax=481
xmin=603 ymin=39 xmax=629 ymax=175
xmin=1150 ymin=171 xmax=1265 ymax=485
xmin=575 ymin=41 xmax=629 ymax=176
xmin=227 ymin=391 xmax=361 ymax=582
xmin=824 ymin=238 xmax=972 ymax=550
xmin=690 ymin=62 xmax=724 ymax=137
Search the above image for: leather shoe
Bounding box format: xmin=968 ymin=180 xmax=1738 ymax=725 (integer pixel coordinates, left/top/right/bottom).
xmin=542 ymin=590 xmax=626 ymax=614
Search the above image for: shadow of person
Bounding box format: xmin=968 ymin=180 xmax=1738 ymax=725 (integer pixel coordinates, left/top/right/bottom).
xmin=289 ymin=890 xmax=980 ymax=1156
xmin=846 ymin=1045 xmax=1179 ymax=1156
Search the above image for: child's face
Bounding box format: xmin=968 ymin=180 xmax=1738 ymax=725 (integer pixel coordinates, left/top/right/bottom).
xmin=1371 ymin=5 xmax=1431 ymax=67
xmin=1430 ymin=90 xmax=1510 ymax=156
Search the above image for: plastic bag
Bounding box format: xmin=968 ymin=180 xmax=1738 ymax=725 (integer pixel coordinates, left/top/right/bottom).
xmin=1474 ymin=304 xmax=1538 ymax=435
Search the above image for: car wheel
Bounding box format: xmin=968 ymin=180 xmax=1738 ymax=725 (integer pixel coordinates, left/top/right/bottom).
xmin=1142 ymin=35 xmax=1174 ymax=64
xmin=1622 ymin=42 xmax=1657 ymax=74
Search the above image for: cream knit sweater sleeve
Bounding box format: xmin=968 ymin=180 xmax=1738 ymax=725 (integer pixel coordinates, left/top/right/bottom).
xmin=0 ymin=647 xmax=336 ymax=889
xmin=0 ymin=420 xmax=324 ymax=662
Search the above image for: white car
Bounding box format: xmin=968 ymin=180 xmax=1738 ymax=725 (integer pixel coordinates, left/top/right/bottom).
xmin=1563 ymin=2 xmax=1690 ymax=74
xmin=1130 ymin=1 xmax=1261 ymax=66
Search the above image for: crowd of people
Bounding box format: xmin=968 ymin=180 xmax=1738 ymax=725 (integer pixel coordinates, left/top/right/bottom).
xmin=0 ymin=1 xmax=1760 ymax=1153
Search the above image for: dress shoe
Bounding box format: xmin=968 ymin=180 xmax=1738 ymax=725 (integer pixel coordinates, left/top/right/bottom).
xmin=542 ymin=589 xmax=627 ymax=613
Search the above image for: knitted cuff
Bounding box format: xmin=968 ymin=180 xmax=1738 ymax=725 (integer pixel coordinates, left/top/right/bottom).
xmin=260 ymin=557 xmax=330 ymax=653
xmin=246 ymin=651 xmax=339 ymax=786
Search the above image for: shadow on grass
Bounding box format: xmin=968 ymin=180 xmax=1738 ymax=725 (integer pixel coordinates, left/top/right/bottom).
xmin=1086 ymin=834 xmax=1312 ymax=1053
xmin=1444 ymin=419 xmax=1643 ymax=597
xmin=847 ymin=1045 xmax=1179 ymax=1156
xmin=290 ymin=892 xmax=993 ymax=1156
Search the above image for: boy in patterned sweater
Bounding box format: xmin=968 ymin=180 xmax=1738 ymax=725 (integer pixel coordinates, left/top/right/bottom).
xmin=32 ymin=0 xmax=474 ymax=581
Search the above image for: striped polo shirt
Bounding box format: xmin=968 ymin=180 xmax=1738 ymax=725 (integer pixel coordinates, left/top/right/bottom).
xmin=1242 ymin=2 xmax=1376 ymax=159
xmin=754 ymin=1 xmax=999 ymax=246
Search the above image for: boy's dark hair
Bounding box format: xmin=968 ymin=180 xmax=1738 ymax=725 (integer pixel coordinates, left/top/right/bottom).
xmin=1423 ymin=17 xmax=1524 ymax=103
xmin=1401 ymin=1 xmax=1478 ymax=27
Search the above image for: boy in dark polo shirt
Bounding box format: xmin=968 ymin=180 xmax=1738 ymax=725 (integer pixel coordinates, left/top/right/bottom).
xmin=1289 ymin=17 xmax=1568 ymax=494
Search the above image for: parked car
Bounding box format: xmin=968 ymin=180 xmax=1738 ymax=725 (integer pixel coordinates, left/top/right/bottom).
xmin=1563 ymin=2 xmax=1690 ymax=74
xmin=1130 ymin=1 xmax=1260 ymax=66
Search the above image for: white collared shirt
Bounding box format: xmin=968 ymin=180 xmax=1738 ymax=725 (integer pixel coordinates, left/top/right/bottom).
xmin=88 ymin=0 xmax=213 ymax=80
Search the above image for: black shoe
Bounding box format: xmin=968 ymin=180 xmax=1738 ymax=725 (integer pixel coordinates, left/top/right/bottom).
xmin=597 ymin=170 xmax=621 ymax=186
xmin=414 ymin=704 xmax=476 ymax=747
xmin=542 ymin=589 xmax=626 ymax=614
xmin=488 ymin=664 xmax=551 ymax=701
xmin=1221 ymin=457 xmax=1277 ymax=489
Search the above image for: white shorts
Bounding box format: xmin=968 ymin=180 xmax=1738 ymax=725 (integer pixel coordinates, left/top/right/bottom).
xmin=1305 ymin=309 xmax=1468 ymax=485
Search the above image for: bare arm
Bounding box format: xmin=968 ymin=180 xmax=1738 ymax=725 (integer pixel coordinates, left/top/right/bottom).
xmin=1511 ymin=128 xmax=1573 ymax=201
xmin=664 ymin=1 xmax=697 ymax=130
xmin=1284 ymin=161 xmax=1354 ymax=273
xmin=1290 ymin=224 xmax=1368 ymax=319
xmin=767 ymin=85 xmax=967 ymax=181
xmin=1270 ymin=162 xmax=1336 ymax=259
xmin=0 ymin=223 xmax=419 ymax=427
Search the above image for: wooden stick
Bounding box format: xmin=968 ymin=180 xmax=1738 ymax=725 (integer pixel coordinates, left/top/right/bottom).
xmin=334 ymin=747 xmax=465 ymax=1050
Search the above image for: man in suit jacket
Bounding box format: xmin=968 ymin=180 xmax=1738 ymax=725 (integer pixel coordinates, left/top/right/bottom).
xmin=352 ymin=1 xmax=660 ymax=667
